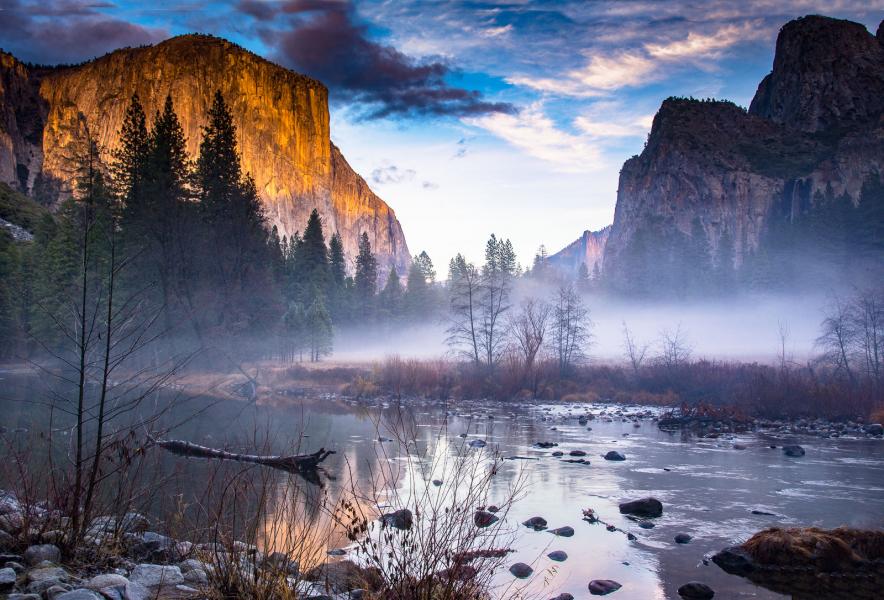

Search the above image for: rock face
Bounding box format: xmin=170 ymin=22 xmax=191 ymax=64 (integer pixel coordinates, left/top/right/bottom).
xmin=749 ymin=16 xmax=884 ymax=132
xmin=0 ymin=35 xmax=410 ymax=272
xmin=548 ymin=226 xmax=610 ymax=276
xmin=602 ymin=15 xmax=884 ymax=292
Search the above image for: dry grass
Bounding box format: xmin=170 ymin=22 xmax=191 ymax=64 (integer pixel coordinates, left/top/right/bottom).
xmin=743 ymin=527 xmax=884 ymax=571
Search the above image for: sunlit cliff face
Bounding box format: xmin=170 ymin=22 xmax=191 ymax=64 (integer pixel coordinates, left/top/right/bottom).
xmin=0 ymin=35 xmax=410 ymax=273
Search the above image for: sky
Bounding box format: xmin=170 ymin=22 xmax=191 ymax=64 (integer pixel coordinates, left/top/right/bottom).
xmin=1 ymin=0 xmax=882 ymax=269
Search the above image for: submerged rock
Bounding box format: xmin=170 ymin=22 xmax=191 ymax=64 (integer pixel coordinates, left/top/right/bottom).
xmin=588 ymin=579 xmax=622 ymax=595
xmin=509 ymin=562 xmax=533 ymax=579
xmin=782 ymin=445 xmax=805 ymax=457
xmin=380 ymin=509 xmax=413 ymax=531
xmin=547 ymin=550 xmax=568 ymax=562
xmin=474 ymin=511 xmax=499 ymax=528
xmin=468 ymin=439 xmax=487 ymax=448
xmin=523 ymin=516 xmax=548 ymax=531
xmin=675 ymin=533 xmax=693 ymax=544
xmin=549 ymin=526 xmax=575 ymax=537
xmin=678 ymin=581 xmax=715 ymax=599
xmin=619 ymin=497 xmax=663 ymax=518
xmin=603 ymin=451 xmax=626 ymax=461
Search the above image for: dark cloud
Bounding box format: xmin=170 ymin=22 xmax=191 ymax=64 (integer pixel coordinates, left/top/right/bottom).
xmin=371 ymin=164 xmax=416 ymax=185
xmin=0 ymin=0 xmax=167 ymax=65
xmin=248 ymin=1 xmax=514 ymax=118
xmin=236 ymin=0 xmax=278 ymax=21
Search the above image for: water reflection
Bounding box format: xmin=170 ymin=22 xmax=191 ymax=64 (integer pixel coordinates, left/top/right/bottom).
xmin=3 ymin=374 xmax=883 ymax=599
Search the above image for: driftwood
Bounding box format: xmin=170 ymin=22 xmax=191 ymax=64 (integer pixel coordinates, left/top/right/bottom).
xmin=151 ymin=438 xmax=335 ymax=485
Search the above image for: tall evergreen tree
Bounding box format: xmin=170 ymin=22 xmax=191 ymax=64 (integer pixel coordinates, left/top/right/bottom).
xmin=328 ymin=232 xmax=347 ymax=318
xmin=112 ymin=93 xmax=150 ymax=212
xmin=354 ymin=232 xmax=378 ymax=318
xmin=299 ymin=209 xmax=329 ymax=299
xmin=380 ymin=266 xmax=403 ymax=321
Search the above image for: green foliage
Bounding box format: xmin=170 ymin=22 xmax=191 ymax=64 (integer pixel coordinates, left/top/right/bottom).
xmin=354 ymin=232 xmax=378 ymax=317
xmin=0 ymin=181 xmax=50 ymax=231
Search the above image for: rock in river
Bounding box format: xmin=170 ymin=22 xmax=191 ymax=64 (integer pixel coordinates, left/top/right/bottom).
xmin=548 ymin=550 xmax=568 ymax=562
xmin=474 ymin=511 xmax=499 ymax=528
xmin=675 ymin=533 xmax=692 ymax=544
xmin=603 ymin=451 xmax=626 ymax=461
xmin=782 ymin=445 xmax=805 ymax=457
xmin=523 ymin=516 xmax=548 ymax=531
xmin=619 ymin=497 xmax=663 ymax=518
xmin=509 ymin=562 xmax=533 ymax=578
xmin=589 ymin=579 xmax=622 ymax=595
xmin=380 ymin=509 xmax=413 ymax=530
xmin=549 ymin=526 xmax=575 ymax=537
xmin=678 ymin=581 xmax=715 ymax=599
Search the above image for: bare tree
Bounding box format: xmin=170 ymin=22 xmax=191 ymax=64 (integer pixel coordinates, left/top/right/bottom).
xmin=851 ymin=287 xmax=883 ymax=385
xmin=816 ymin=296 xmax=857 ymax=382
xmin=550 ymin=284 xmax=592 ymax=377
xmin=622 ymin=321 xmax=649 ymax=376
xmin=657 ymin=324 xmax=692 ymax=370
xmin=777 ymin=319 xmax=792 ymax=372
xmin=508 ymin=298 xmax=550 ymax=391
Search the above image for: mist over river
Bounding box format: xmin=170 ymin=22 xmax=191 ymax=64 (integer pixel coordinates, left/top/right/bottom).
xmin=2 ymin=372 xmax=883 ymax=599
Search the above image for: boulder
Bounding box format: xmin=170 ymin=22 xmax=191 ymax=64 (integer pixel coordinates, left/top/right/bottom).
xmin=306 ymin=560 xmax=380 ymax=593
xmin=547 ymin=551 xmax=568 ymax=562
xmin=128 ymin=564 xmax=184 ymax=588
xmin=675 ymin=533 xmax=692 ymax=544
xmin=522 ymin=516 xmax=547 ymax=531
xmin=782 ymin=445 xmax=805 ymax=457
xmin=549 ymin=526 xmax=574 ymax=537
xmin=678 ymin=581 xmax=715 ymax=599
xmin=569 ymin=450 xmax=587 ymax=457
xmin=865 ymin=423 xmax=883 ymax=436
xmin=550 ymin=594 xmax=574 ymax=600
xmin=0 ymin=566 xmax=16 ymax=590
xmin=23 ymin=544 xmax=60 ymax=566
xmin=474 ymin=511 xmax=499 ymax=528
xmin=380 ymin=509 xmax=413 ymax=531
xmin=54 ymin=591 xmax=103 ymax=600
xmin=619 ymin=497 xmax=663 ymax=518
xmin=468 ymin=439 xmax=487 ymax=448
xmin=508 ymin=562 xmax=533 ymax=579
xmin=603 ymin=451 xmax=626 ymax=461
xmin=84 ymin=574 xmax=128 ymax=590
xmin=588 ymin=579 xmax=622 ymax=595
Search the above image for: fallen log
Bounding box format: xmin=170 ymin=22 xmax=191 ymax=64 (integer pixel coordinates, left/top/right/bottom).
xmin=150 ymin=437 xmax=335 ymax=479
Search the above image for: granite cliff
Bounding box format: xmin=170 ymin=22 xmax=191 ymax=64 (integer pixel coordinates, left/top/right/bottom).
xmin=0 ymin=35 xmax=410 ymax=272
xmin=548 ymin=226 xmax=610 ymax=277
xmin=599 ymin=15 xmax=884 ymax=293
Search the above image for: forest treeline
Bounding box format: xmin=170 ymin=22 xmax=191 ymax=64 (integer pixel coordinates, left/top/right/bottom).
xmin=0 ymin=91 xmax=447 ymax=363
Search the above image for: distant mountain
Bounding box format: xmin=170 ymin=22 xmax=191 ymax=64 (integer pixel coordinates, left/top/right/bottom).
xmin=548 ymin=226 xmax=610 ymax=277
xmin=596 ymin=15 xmax=884 ymax=295
xmin=0 ymin=35 xmax=410 ymax=272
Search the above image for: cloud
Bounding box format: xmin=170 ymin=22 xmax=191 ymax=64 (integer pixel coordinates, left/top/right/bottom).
xmin=0 ymin=0 xmax=167 ymax=65
xmin=574 ymin=102 xmax=654 ymax=138
xmin=466 ymin=103 xmax=604 ymax=173
xmin=371 ymin=164 xmax=416 ymax=185
xmin=509 ymin=21 xmax=765 ymax=97
xmin=247 ymin=1 xmax=514 ymax=119
xmin=422 ymin=181 xmax=439 ymax=190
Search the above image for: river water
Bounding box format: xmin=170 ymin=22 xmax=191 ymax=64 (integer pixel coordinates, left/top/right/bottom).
xmin=2 ymin=372 xmax=883 ymax=599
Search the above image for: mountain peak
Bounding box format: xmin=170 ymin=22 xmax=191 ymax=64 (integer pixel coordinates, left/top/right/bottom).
xmin=749 ymin=15 xmax=884 ymax=132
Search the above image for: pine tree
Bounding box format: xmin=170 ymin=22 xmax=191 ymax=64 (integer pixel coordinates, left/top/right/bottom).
xmin=328 ymin=232 xmax=347 ymax=318
xmin=306 ymin=291 xmax=333 ymax=362
xmin=380 ymin=266 xmax=403 ymax=321
xmin=354 ymin=232 xmax=378 ymax=318
xmin=405 ymin=258 xmax=429 ymax=319
xmin=197 ymin=90 xmax=241 ymax=219
xmin=113 ymin=93 xmax=149 ymax=213
xmin=300 ymin=209 xmax=329 ymax=299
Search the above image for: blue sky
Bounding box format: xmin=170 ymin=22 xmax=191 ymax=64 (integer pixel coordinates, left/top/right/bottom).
xmin=1 ymin=0 xmax=882 ymax=268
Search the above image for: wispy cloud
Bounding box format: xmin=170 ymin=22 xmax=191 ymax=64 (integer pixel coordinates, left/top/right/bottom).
xmin=466 ymin=103 xmax=605 ymax=173
xmin=508 ymin=21 xmax=766 ymax=96
xmin=371 ymin=164 xmax=416 ymax=185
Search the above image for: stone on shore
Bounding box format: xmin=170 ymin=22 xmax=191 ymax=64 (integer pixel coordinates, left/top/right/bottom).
xmin=619 ymin=497 xmax=663 ymax=518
